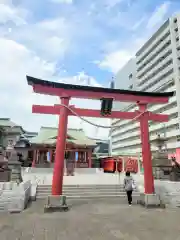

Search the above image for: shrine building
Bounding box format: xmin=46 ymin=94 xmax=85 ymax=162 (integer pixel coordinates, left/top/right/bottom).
xmin=17 ymin=126 xmax=97 ymax=168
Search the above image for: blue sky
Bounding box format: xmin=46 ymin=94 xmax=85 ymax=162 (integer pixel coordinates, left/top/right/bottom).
xmin=0 ymin=0 xmax=180 ymax=139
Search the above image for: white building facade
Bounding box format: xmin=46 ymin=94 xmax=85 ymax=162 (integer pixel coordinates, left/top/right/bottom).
xmin=109 ymin=58 xmax=137 ymax=154
xmin=110 ymin=14 xmax=180 ymax=155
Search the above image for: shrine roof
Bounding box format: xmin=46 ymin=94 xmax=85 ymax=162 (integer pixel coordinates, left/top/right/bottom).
xmin=30 ymin=126 xmax=96 ymax=146
xmin=0 ymin=118 xmax=17 ymax=127
xmin=27 ymin=75 xmax=174 ymax=97
xmin=0 ymin=118 xmax=25 ymax=133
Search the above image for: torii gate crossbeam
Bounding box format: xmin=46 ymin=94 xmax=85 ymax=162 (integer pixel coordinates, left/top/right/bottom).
xmin=32 ymin=104 xmax=169 ymax=122
xmin=27 ymin=75 xmax=174 ymax=200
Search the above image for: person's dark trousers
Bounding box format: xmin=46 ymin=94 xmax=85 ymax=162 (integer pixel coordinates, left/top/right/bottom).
xmin=126 ymin=190 xmax=132 ymax=204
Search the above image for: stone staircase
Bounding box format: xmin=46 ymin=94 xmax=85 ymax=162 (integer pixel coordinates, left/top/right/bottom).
xmin=36 ymin=184 xmax=140 ymax=202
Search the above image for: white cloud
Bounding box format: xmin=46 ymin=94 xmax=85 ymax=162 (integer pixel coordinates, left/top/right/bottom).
xmin=37 ymin=18 xmax=68 ymax=32
xmin=51 ymin=0 xmax=73 ymax=4
xmin=0 ymin=2 xmax=28 ymax=25
xmin=0 ymin=38 xmax=56 ymax=88
xmin=3 ymin=0 xmax=172 ymax=141
xmin=95 ymin=50 xmax=132 ymax=73
xmin=0 ymin=0 xmax=109 ymax=139
xmin=12 ymin=17 xmax=71 ymax=61
xmin=147 ymin=1 xmax=171 ymax=29
xmin=104 ymin=0 xmax=124 ymax=9
xmin=132 ymin=16 xmax=146 ymax=31
xmin=58 ymin=71 xmax=101 ymax=87
xmin=94 ymin=35 xmax=147 ymax=74
xmin=0 ymin=36 xmax=109 ymax=139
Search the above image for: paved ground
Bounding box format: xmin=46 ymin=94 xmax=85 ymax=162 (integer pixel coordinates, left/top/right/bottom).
xmin=0 ymin=200 xmax=180 ymax=240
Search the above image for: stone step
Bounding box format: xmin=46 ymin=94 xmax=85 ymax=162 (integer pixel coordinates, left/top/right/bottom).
xmin=37 ymin=191 xmax=137 ymax=196
xmin=36 ymin=184 xmax=140 ymax=200
xmin=0 ymin=208 xmax=6 ymax=212
xmin=37 ymin=192 xmax=126 ymax=196
xmin=36 ymin=192 xmax=140 ymax=198
xmin=37 ymin=189 xmax=127 ymax=194
xmin=36 ymin=189 xmax=127 ymax=194
xmin=37 ymin=188 xmax=125 ymax=191
xmin=0 ymin=202 xmax=9 ymax=212
xmin=36 ymin=190 xmax=140 ymax=195
xmin=37 ymin=191 xmax=132 ymax=195
xmin=37 ymin=189 xmax=139 ymax=194
xmin=36 ymin=194 xmax=140 ymax=200
xmin=37 ymin=185 xmax=127 ymax=190
xmin=37 ymin=188 xmax=128 ymax=192
xmin=0 ymin=201 xmax=11 ymax=204
xmin=38 ymin=184 xmax=125 ymax=188
xmin=37 ymin=192 xmax=129 ymax=196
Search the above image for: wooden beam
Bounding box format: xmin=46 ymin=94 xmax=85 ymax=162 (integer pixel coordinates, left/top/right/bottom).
xmin=32 ymin=104 xmax=169 ymax=122
xmin=32 ymin=84 xmax=170 ymax=104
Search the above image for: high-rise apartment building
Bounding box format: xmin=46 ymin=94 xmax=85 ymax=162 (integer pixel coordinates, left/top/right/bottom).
xmin=110 ymin=14 xmax=180 ymax=155
xmin=113 ymin=58 xmax=137 ymax=110
xmin=109 ymin=58 xmax=137 ymax=154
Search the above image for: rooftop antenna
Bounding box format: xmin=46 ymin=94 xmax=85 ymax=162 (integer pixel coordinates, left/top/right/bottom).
xmin=110 ymin=76 xmax=115 ymax=89
xmin=87 ymin=76 xmax=91 ymax=86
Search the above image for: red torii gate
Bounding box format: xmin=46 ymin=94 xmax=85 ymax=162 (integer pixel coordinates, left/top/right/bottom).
xmin=27 ymin=75 xmax=173 ymax=197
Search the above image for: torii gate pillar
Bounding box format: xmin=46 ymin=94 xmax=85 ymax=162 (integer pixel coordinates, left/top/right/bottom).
xmin=139 ymin=103 xmax=154 ymax=194
xmin=52 ymin=97 xmax=70 ymax=195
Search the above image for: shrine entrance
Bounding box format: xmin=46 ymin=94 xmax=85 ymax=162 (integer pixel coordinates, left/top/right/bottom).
xmin=27 ymin=75 xmax=173 ymax=199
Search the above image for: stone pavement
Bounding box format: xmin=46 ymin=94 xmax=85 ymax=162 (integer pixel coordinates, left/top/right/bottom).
xmin=1 ymin=200 xmax=180 ymax=240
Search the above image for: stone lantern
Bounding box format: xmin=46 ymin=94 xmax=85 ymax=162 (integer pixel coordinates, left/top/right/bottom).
xmin=8 ymin=150 xmax=22 ymax=183
xmin=152 ymin=134 xmax=171 ymax=179
xmin=0 ymin=148 xmax=11 ymax=182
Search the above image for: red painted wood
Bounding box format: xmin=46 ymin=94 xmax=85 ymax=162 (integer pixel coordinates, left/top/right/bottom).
xmin=139 ymin=104 xmax=154 ymax=194
xmin=32 ymin=150 xmax=36 ymax=167
xmin=32 ymin=105 xmax=169 ymax=122
xmin=88 ymin=150 xmax=92 ymax=168
xmin=52 ymin=97 xmax=69 ymax=196
xmin=117 ymin=158 xmax=123 ymax=172
xmin=124 ymin=157 xmax=138 ymax=173
xmin=33 ymin=84 xmax=169 ymax=104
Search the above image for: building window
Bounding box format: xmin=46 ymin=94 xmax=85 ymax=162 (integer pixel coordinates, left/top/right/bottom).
xmin=175 ymin=27 xmax=178 ymax=32
xmin=129 ymin=73 xmax=133 ymax=80
xmin=177 ymin=135 xmax=180 ymax=142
